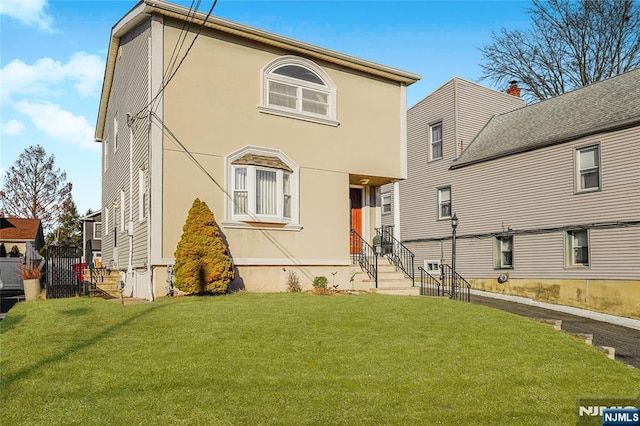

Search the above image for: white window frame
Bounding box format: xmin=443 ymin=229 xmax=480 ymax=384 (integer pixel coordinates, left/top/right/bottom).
xmin=259 ymin=55 xmax=338 ymax=127
xmin=93 ymin=222 xmax=102 ymax=240
xmin=103 ymin=137 xmax=109 ymax=172
xmin=113 ymin=114 xmax=118 ymax=153
xmin=381 ymin=193 xmax=392 ymax=215
xmin=437 ymin=186 xmax=452 ymax=220
xmin=120 ymin=190 xmax=126 ymax=233
xmin=575 ymin=144 xmax=600 ymax=193
xmin=430 ymin=122 xmax=443 ymax=161
xmin=424 ymin=260 xmax=441 ymax=273
xmin=224 ymin=146 xmax=301 ymax=230
xmin=105 ymin=208 xmax=109 ymax=236
xmin=566 ymin=229 xmax=590 ymax=267
xmin=494 ymin=236 xmax=513 ymax=269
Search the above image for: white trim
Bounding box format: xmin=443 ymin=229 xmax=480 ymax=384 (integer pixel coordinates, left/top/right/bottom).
xmin=400 ymin=83 xmax=407 ymax=179
xmin=149 ymin=14 xmax=164 ymax=265
xmin=225 ymin=145 xmax=300 ymax=227
xmin=234 ymin=258 xmax=351 ymax=266
xmin=221 ymin=221 xmax=303 ymax=231
xmin=393 ymin=181 xmax=401 ymax=241
xmin=259 ymin=55 xmax=339 ymax=126
xmin=93 ymin=222 xmax=102 ymax=240
xmin=381 ymin=192 xmax=392 ymax=215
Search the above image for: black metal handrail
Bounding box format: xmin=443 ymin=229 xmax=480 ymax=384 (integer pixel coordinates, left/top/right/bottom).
xmin=418 ymin=267 xmax=443 ymax=296
xmin=376 ymin=226 xmax=415 ymax=286
xmin=350 ymin=229 xmax=378 ymax=288
xmin=440 ymin=264 xmax=471 ymax=302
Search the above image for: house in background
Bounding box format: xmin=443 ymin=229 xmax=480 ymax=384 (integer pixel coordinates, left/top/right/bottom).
xmin=384 ymin=70 xmax=640 ymax=319
xmin=80 ymin=210 xmax=102 ymax=266
xmin=95 ymin=0 xmax=420 ymax=299
xmin=0 ymin=216 xmax=45 ymax=291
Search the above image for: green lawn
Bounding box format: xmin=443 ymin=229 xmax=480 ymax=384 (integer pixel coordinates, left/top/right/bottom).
xmin=1 ymin=293 xmax=638 ymax=425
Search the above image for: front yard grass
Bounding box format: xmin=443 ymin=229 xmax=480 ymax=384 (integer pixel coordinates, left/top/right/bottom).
xmin=1 ymin=292 xmax=638 ymax=425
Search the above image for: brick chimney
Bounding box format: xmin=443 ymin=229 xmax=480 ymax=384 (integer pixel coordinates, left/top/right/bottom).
xmin=506 ymin=80 xmax=520 ymax=97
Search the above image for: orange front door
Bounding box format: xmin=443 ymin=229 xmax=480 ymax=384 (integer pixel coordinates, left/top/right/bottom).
xmin=350 ymin=188 xmax=362 ymax=254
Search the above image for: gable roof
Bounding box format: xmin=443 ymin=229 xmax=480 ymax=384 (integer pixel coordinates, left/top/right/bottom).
xmin=0 ymin=218 xmax=43 ymax=242
xmin=451 ymin=68 xmax=640 ymax=169
xmin=95 ymin=0 xmax=421 ymax=142
xmin=80 ymin=210 xmax=102 ymax=221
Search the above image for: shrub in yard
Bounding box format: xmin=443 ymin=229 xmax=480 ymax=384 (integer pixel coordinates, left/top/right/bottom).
xmin=0 ymin=243 xmax=6 ymax=257
xmin=286 ymin=270 xmax=302 ymax=292
xmin=312 ymin=276 xmax=328 ymax=289
xmin=9 ymin=245 xmax=21 ymax=257
xmin=174 ymin=199 xmax=234 ymax=295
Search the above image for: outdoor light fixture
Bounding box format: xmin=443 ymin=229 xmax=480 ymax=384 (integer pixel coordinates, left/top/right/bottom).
xmin=451 ymin=213 xmax=458 ymax=299
xmin=451 ymin=213 xmax=459 ymax=230
xmin=359 ymin=178 xmax=370 ymax=185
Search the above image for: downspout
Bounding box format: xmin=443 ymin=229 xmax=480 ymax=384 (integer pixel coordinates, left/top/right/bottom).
xmin=127 ymin=120 xmax=134 ymax=280
xmin=146 ymin=34 xmax=154 ymax=301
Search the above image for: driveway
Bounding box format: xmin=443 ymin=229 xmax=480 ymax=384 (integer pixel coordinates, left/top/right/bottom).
xmin=470 ymin=294 xmax=640 ymax=368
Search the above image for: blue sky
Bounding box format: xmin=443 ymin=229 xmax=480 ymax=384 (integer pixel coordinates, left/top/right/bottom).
xmin=0 ymin=0 xmax=531 ymax=215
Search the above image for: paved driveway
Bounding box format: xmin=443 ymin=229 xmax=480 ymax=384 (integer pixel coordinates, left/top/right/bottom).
xmin=471 ymin=294 xmax=640 ymax=368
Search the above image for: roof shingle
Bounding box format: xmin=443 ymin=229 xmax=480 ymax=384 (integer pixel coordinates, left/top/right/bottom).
xmin=451 ymin=68 xmax=640 ymax=169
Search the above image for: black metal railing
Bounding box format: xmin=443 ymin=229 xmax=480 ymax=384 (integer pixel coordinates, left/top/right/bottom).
xmin=376 ymin=226 xmax=415 ymax=286
xmin=418 ymin=264 xmax=470 ymax=302
xmin=440 ymin=264 xmax=471 ymax=302
xmin=418 ymin=267 xmax=443 ymax=296
xmin=350 ymin=229 xmax=378 ymax=287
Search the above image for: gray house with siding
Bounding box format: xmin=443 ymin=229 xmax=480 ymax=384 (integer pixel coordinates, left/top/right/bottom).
xmin=387 ymin=70 xmax=640 ymax=319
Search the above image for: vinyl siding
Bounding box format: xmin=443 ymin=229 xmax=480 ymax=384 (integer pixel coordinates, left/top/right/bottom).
xmin=399 ymin=78 xmax=524 ymax=242
xmin=102 ymin=19 xmax=150 ymax=269
xmin=406 ymin=126 xmax=640 ymax=281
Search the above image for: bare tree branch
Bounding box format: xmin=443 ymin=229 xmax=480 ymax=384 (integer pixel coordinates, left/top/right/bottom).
xmin=480 ymin=0 xmax=640 ymax=103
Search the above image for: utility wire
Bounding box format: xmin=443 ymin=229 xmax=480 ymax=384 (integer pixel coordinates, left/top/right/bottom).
xmin=133 ymin=0 xmax=219 ymax=122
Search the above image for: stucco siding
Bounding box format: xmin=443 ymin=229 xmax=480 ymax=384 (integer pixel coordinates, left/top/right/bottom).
xmin=159 ymin=19 xmax=404 ymax=264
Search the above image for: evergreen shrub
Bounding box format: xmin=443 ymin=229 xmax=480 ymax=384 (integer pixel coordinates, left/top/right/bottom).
xmin=173 ymin=199 xmax=234 ymax=294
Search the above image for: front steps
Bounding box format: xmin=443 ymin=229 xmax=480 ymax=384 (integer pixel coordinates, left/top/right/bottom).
xmin=86 ymin=269 xmax=122 ymax=298
xmin=353 ymin=261 xmax=419 ymax=296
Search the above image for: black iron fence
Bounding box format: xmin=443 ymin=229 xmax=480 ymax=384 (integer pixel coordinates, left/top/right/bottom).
xmin=44 ymin=245 xmax=83 ymax=299
xmin=418 ymin=267 xmax=443 ymax=296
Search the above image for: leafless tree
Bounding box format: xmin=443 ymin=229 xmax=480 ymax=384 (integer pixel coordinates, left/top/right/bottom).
xmin=0 ymin=145 xmax=73 ymax=232
xmin=480 ymin=0 xmax=640 ymax=102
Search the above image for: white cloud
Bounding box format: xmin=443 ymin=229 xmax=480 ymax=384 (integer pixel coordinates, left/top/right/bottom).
xmin=0 ymin=52 xmax=104 ymax=101
xmin=14 ymin=100 xmax=98 ymax=151
xmin=0 ymin=119 xmax=26 ymax=135
xmin=0 ymin=0 xmax=53 ymax=32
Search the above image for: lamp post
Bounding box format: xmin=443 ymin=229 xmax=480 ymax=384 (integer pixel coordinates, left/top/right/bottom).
xmin=451 ymin=213 xmax=458 ymax=299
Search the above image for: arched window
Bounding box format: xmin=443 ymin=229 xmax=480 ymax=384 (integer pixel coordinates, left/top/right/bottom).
xmin=259 ymin=56 xmax=338 ymax=126
xmin=224 ymin=146 xmax=301 ymax=230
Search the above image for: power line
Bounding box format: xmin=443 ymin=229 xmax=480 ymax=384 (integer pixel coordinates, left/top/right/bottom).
xmin=133 ymin=0 xmax=219 ymax=122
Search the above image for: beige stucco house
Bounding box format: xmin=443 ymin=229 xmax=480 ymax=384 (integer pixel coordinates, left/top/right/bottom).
xmin=94 ymin=0 xmax=420 ymax=299
xmin=383 ymin=71 xmax=640 ymax=319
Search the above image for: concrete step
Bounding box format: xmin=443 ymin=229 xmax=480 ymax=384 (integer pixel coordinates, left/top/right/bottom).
xmin=371 ymin=286 xmax=421 ymax=296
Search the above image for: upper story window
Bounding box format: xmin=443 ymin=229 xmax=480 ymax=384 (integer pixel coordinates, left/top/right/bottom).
xmin=494 ymin=236 xmax=513 ymax=269
xmin=437 ymin=186 xmax=451 ymax=220
xmin=93 ymin=222 xmax=102 ymax=240
xmin=566 ymin=229 xmax=589 ymax=267
xmin=381 ymin=193 xmax=392 ymax=215
xmin=105 ymin=208 xmax=109 ymax=236
xmin=259 ymin=56 xmax=338 ymax=127
xmin=430 ymin=122 xmax=442 ymax=161
xmin=576 ymin=145 xmax=600 ymax=192
xmin=225 ymin=146 xmax=301 ymax=230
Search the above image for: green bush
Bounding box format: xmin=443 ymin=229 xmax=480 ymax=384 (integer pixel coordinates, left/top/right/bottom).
xmin=312 ymin=276 xmax=328 ymax=289
xmin=173 ymin=199 xmax=234 ymax=295
xmin=9 ymin=245 xmax=21 ymax=257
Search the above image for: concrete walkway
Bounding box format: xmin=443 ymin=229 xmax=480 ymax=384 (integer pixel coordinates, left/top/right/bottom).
xmin=470 ymin=290 xmax=640 ymax=369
